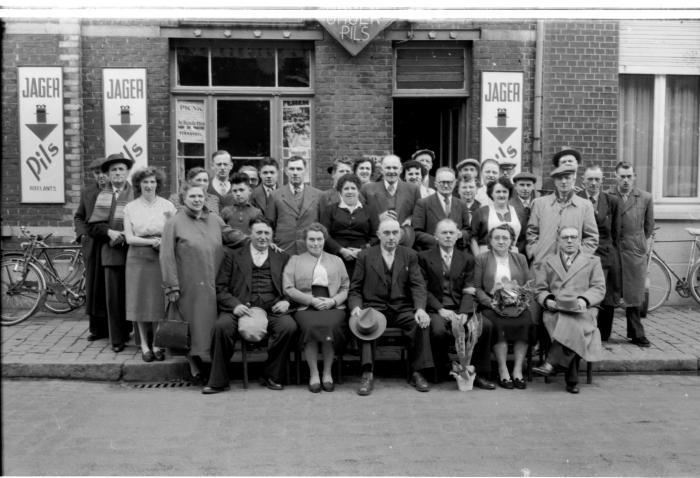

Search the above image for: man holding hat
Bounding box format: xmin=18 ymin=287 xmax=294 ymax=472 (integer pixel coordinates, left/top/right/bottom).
xmin=348 ymin=218 xmax=433 ymax=396
xmin=74 ymin=157 xmax=109 ymax=341
xmin=510 ymin=171 xmax=538 ymax=256
xmin=411 ymin=148 xmax=436 ymax=189
xmin=86 ymin=153 xmax=135 ymax=352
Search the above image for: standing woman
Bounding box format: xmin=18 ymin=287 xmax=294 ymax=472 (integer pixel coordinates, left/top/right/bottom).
xmin=160 ymin=183 xmax=245 ymax=381
xmin=353 ymin=158 xmax=375 ymax=186
xmin=470 ymin=177 xmax=521 ymax=257
xmin=283 ymin=223 xmax=349 ymax=392
xmin=123 ymin=167 xmax=177 ymax=362
xmin=170 ymin=167 xmax=221 ymax=215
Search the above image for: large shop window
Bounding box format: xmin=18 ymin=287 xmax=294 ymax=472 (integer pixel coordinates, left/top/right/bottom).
xmin=619 ymin=74 xmax=700 ymax=207
xmin=172 ymin=42 xmax=313 ymax=186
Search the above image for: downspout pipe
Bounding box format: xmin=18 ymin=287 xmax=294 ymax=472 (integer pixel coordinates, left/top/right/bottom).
xmin=533 ymin=20 xmax=544 ymax=185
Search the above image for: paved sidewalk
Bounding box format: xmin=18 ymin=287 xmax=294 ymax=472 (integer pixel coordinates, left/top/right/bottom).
xmin=2 ymin=305 xmax=699 ymax=382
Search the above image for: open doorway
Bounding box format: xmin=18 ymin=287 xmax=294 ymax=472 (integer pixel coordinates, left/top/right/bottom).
xmin=393 ymin=97 xmax=467 ymax=173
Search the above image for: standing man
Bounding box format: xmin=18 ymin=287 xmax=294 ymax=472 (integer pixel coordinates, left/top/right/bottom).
xmin=541 ymin=147 xmax=583 ymax=195
xmin=74 ymin=157 xmax=109 ymax=341
xmin=238 ymin=164 xmax=260 ymax=188
xmin=251 ymin=158 xmax=279 ymax=217
xmin=455 ymin=158 xmax=480 ymax=183
xmin=412 ymin=148 xmax=436 ymax=189
xmin=86 ymin=153 xmax=135 ymax=353
xmin=499 ymin=159 xmax=517 ymax=179
xmin=578 ymin=165 xmax=620 ymax=341
xmin=510 ymin=171 xmax=538 ymax=256
xmin=361 ymin=154 xmax=422 ymax=248
xmin=203 ymin=217 xmax=295 ymax=393
xmin=610 ymin=161 xmax=654 ymax=348
xmin=208 ymin=150 xmax=233 ymax=202
xmin=266 ymin=155 xmax=321 ymax=255
xmin=413 ymin=167 xmax=471 ymax=251
xmin=219 ymin=173 xmax=263 ymax=236
xmin=348 ymin=218 xmax=434 ymax=395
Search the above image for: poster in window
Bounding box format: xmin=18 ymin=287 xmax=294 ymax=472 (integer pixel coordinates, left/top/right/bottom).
xmin=282 ymin=100 xmax=311 ymax=161
xmin=176 ymin=100 xmax=206 ymax=144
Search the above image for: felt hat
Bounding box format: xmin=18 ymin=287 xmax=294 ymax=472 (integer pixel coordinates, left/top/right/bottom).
xmin=556 ymin=291 xmax=583 ymax=313
xmin=88 ymin=157 xmax=106 ymax=170
xmin=455 ymin=158 xmax=480 ymax=172
xmin=238 ymin=307 xmax=269 ymax=343
xmin=549 ymin=164 xmax=578 ymax=178
xmin=512 ymin=171 xmax=537 ymax=183
xmin=100 ymin=153 xmax=134 ymax=173
xmin=349 ymin=307 xmax=387 ymax=341
xmin=552 ymin=148 xmax=582 ymax=167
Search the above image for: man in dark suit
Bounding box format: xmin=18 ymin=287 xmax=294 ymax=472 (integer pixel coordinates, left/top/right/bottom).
xmin=413 ymin=167 xmax=470 ymax=251
xmin=361 ymin=154 xmax=422 ymax=248
xmin=74 ymin=157 xmax=109 ymax=341
xmin=266 ymin=156 xmax=322 ymax=255
xmin=348 ymin=218 xmax=433 ymax=396
xmin=207 ymin=150 xmax=233 ymax=202
xmin=510 ymin=171 xmax=538 ymax=256
xmin=251 ymin=157 xmax=279 ymax=217
xmin=203 ymin=217 xmax=295 ymax=394
xmin=579 ymin=165 xmax=620 ymax=341
xmin=418 ymin=219 xmax=496 ymax=390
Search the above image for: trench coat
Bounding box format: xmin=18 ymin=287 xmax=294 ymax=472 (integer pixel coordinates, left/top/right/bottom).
xmin=608 ymin=188 xmax=654 ymax=307
xmin=533 ymin=251 xmax=605 ymax=362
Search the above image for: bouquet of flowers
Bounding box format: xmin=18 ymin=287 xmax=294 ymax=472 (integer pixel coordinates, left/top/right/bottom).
xmin=490 ymin=279 xmax=536 ymax=318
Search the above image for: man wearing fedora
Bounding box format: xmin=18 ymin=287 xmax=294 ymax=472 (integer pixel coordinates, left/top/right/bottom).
xmin=203 ymin=217 xmax=295 ymax=394
xmin=418 ymin=218 xmax=496 ymax=390
xmin=86 ymin=153 xmax=135 ymax=352
xmin=532 ymin=226 xmax=605 ymax=394
xmin=348 ymin=218 xmax=433 ymax=395
xmin=510 ymin=171 xmax=538 ymax=256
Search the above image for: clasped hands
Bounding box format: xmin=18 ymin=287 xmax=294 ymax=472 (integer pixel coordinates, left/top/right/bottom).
xmin=233 ymin=301 xmax=290 ymax=316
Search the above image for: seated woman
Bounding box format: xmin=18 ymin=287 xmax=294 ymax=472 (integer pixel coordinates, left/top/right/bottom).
xmin=282 ymin=223 xmax=349 ymax=393
xmin=473 ymin=224 xmax=532 ymax=390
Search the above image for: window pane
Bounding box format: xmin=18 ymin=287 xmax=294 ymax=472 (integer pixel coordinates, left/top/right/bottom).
xmin=177 ymin=47 xmax=208 ymax=86
xmin=211 ymin=47 xmax=275 ymax=86
xmin=663 ymin=75 xmax=699 ymax=198
xmin=217 ymin=100 xmax=270 ymax=157
xmin=396 ymin=48 xmax=465 ymax=89
xmin=279 ymin=49 xmax=310 ymax=87
xmin=619 ymin=74 xmax=654 ymax=192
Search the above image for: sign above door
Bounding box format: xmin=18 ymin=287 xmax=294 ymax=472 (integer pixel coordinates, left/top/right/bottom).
xmin=319 ymin=18 xmax=393 ymax=56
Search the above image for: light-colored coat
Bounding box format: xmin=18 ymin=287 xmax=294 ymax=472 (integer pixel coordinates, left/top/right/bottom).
xmin=533 ymin=251 xmax=605 ymax=362
xmin=266 ymin=185 xmax=322 ymax=255
xmin=282 ymin=252 xmax=349 ymax=311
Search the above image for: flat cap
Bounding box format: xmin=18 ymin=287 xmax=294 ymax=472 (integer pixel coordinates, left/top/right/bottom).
xmin=455 ymin=158 xmax=480 ymax=171
xmin=411 ymin=149 xmax=435 ymax=161
xmin=512 ymin=171 xmax=538 ymax=183
xmin=549 ymin=164 xmax=578 ymax=178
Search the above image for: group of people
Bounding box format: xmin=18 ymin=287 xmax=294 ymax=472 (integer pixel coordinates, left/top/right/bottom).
xmin=74 ymin=146 xmax=654 ymax=396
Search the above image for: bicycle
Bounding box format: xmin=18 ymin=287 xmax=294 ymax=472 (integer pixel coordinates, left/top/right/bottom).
xmin=1 ymin=226 xmax=86 ymax=326
xmin=643 ymin=225 xmax=700 ymax=313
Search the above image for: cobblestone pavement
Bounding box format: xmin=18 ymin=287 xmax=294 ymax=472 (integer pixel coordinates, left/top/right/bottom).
xmin=2 ymin=375 xmax=700 ymax=475
xmin=1 ymin=305 xmax=699 ymax=381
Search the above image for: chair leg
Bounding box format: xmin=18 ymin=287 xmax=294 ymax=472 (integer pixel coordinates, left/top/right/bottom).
xmin=295 ymin=348 xmax=302 ymax=385
xmin=586 ymin=361 xmax=593 ymax=384
xmin=336 ymin=354 xmax=343 ymax=385
xmin=242 ymin=341 xmax=248 ymax=389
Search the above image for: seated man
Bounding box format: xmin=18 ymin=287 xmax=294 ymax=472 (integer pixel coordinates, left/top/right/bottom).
xmin=203 ymin=217 xmax=296 ymax=394
xmin=348 ymin=218 xmax=433 ymax=396
xmin=532 ymin=225 xmax=605 ymax=394
xmin=418 ymin=219 xmax=495 ymax=390
xmin=219 ymin=173 xmax=263 ymax=235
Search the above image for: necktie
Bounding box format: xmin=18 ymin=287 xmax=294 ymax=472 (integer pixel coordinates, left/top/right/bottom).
xmin=387 ymin=183 xmax=395 ymax=197
xmin=590 ymin=196 xmax=596 ymax=207
xmin=564 ymin=254 xmax=574 ymax=270
xmin=442 ymin=253 xmax=451 ymax=275
xmin=443 ymin=195 xmax=451 ymax=215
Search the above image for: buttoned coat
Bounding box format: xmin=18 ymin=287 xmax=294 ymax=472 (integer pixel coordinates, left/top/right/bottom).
xmin=86 ymin=182 xmax=134 ymax=267
xmin=533 ymin=251 xmax=605 ymax=361
xmin=608 ymin=187 xmax=654 ymax=307
xmin=282 ymin=251 xmax=349 ymax=311
xmin=413 ymin=193 xmax=471 ymax=250
xmin=418 ymin=246 xmax=475 ymax=314
xmin=266 ymin=185 xmax=322 ymax=255
xmin=361 ymin=180 xmax=421 ymax=247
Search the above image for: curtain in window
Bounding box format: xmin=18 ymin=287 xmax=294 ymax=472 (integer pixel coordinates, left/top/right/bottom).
xmin=619 ymin=75 xmax=654 ymax=192
xmin=664 ymin=76 xmax=700 ymax=198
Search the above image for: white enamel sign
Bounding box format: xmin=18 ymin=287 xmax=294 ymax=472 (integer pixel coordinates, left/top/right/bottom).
xmin=480 ymin=71 xmax=524 ymax=173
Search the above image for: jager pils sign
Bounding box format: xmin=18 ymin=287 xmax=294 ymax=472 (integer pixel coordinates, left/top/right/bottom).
xmin=18 ymin=67 xmax=65 ymax=203
xmin=103 ymin=68 xmax=148 ymax=174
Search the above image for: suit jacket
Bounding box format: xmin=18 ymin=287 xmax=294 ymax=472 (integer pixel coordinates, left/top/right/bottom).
xmin=473 ymin=250 xmax=530 ymax=309
xmin=75 ymin=183 xmax=100 ymax=259
xmin=265 ymin=185 xmax=322 ymax=255
xmin=86 ymin=182 xmax=133 ymax=266
xmin=215 ymin=246 xmax=290 ymax=313
xmin=510 ymin=195 xmax=534 ymax=255
xmin=348 ymin=245 xmax=427 ymax=313
xmin=576 ymin=191 xmax=620 ymax=268
xmin=418 ymin=246 xmax=475 ymax=314
xmin=413 ymin=193 xmax=471 ymax=250
xmin=361 ymin=180 xmax=421 ymax=247
xmin=282 ymin=252 xmax=349 ymax=310
xmin=250 ymin=184 xmax=276 ymax=217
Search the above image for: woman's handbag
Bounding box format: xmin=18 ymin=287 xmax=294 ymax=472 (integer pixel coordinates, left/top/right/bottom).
xmin=154 ymin=301 xmax=190 ymax=351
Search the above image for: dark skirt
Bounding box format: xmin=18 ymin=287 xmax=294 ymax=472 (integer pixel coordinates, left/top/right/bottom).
xmin=481 ymin=307 xmax=531 ymax=343
xmin=293 ymin=286 xmax=347 ymax=349
xmin=125 ymin=245 xmax=166 ymax=322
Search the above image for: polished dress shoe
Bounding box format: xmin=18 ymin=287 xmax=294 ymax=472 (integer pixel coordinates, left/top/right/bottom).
xmin=566 ymin=384 xmax=580 ymax=394
xmin=141 ymin=350 xmax=155 ymax=363
xmin=357 ymin=372 xmax=373 ymax=396
xmin=201 ymin=385 xmax=230 ymax=395
xmin=410 ymin=372 xmax=430 ymax=392
xmin=111 ymin=344 xmax=125 ymax=353
xmin=308 ymin=382 xmax=321 ymax=393
xmin=513 ymin=378 xmax=527 ymax=390
xmin=262 ymin=377 xmax=284 ymax=391
xmin=474 ymin=376 xmax=496 ymax=390
xmin=153 ymin=349 xmax=165 ymax=361
xmin=631 ymin=337 xmax=651 ymax=348
xmin=87 ymin=333 xmax=107 ymax=342
xmin=322 ymin=381 xmax=335 ymax=392
xmin=498 ymin=377 xmax=514 ymax=389
xmin=533 ymin=362 xmax=556 ymax=377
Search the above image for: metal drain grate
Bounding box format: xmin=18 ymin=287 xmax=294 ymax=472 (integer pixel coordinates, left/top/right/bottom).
xmin=132 ymin=381 xmax=194 ymax=389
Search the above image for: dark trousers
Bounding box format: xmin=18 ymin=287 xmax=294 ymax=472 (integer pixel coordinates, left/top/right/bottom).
xmin=429 ymin=313 xmax=493 ymax=378
xmin=104 ymin=265 xmax=130 ymax=347
xmin=625 ymin=306 xmax=646 ymax=339
xmin=208 ymin=311 xmax=297 ymax=388
xmin=548 ymin=341 xmax=581 ymax=385
xmin=597 ymin=305 xmax=616 ymax=341
xmin=359 ymin=309 xmax=433 ymax=373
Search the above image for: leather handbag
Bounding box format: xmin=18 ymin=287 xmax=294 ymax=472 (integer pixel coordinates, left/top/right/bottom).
xmin=154 ymin=301 xmax=190 ymax=351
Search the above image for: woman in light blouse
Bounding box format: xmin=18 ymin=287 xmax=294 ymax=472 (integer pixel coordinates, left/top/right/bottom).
xmin=123 ymin=167 xmax=177 ymax=362
xmin=283 ymin=223 xmax=350 ymax=393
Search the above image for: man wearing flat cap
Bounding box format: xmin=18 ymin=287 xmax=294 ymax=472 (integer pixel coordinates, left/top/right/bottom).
xmin=412 ymin=149 xmax=436 ymax=189
xmin=541 ymin=147 xmax=583 ymax=195
xmin=86 ymin=153 xmax=135 ymax=352
xmin=455 ymin=158 xmax=481 ymax=183
xmin=510 ymin=171 xmax=538 ymax=256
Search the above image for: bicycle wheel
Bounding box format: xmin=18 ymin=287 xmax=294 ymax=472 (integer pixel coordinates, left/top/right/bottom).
xmin=43 ymin=250 xmax=85 ymax=313
xmin=1 ymin=258 xmax=47 ymax=325
xmin=645 ymin=255 xmax=672 ymax=313
xmin=689 ymin=260 xmax=700 ymax=305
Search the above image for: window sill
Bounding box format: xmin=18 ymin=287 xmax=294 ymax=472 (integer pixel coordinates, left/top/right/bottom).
xmin=654 ymin=203 xmax=700 ymax=221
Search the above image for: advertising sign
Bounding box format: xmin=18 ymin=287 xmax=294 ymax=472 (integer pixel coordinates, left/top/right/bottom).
xmin=103 ymin=68 xmax=148 ymax=172
xmin=18 ymin=67 xmax=65 ymax=203
xmin=319 ymin=18 xmax=393 ymax=56
xmin=480 ymin=71 xmax=524 ymax=173
xmin=176 ymin=100 xmax=205 ymax=144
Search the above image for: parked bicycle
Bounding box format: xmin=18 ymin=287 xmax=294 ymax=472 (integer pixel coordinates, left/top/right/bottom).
xmin=1 ymin=226 xmax=86 ymax=326
xmin=643 ymin=226 xmax=700 ymax=313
